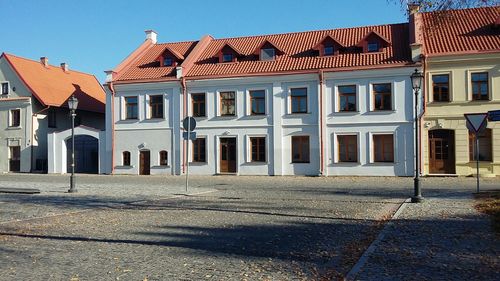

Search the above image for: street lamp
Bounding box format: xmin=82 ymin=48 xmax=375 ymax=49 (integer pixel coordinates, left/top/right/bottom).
xmin=410 ymin=69 xmax=424 ymax=203
xmin=67 ymin=95 xmax=79 ymax=193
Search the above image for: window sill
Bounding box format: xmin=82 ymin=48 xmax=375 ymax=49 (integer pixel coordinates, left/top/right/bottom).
xmin=367 ymin=162 xmax=396 ymax=166
xmin=367 ymin=110 xmax=396 ymax=114
xmin=243 ymin=161 xmax=268 ymax=165
xmin=286 ymin=113 xmax=311 ymax=117
xmin=117 ymin=119 xmax=139 ymax=124
xmin=468 ymin=161 xmax=493 ymax=163
xmin=331 ymin=162 xmax=360 ymax=166
xmin=291 ymin=162 xmax=310 ymax=164
xmin=331 ymin=111 xmax=359 ymax=116
xmin=189 ymin=161 xmax=207 ymax=166
xmin=115 ymin=165 xmax=134 ymax=169
xmin=151 ymin=165 xmax=170 ymax=169
xmin=6 ymin=126 xmax=22 ymax=130
xmin=193 ymin=116 xmax=208 ymax=120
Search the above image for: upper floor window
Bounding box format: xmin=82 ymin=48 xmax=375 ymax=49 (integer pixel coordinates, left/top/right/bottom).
xmin=48 ymin=108 xmax=57 ymax=128
xmin=149 ymin=95 xmax=163 ymax=119
xmin=193 ymin=138 xmax=206 ymax=162
xmin=123 ymin=151 xmax=131 ymax=166
xmin=338 ymin=135 xmax=358 ymax=162
xmin=471 ymin=72 xmax=489 ymax=101
xmin=220 ymin=91 xmax=235 ymax=116
xmin=250 ymin=90 xmax=265 ymax=115
xmin=373 ymin=83 xmax=392 ymax=111
xmin=1 ymin=82 xmax=9 ymax=95
xmin=125 ymin=96 xmax=138 ymax=119
xmin=291 ymin=87 xmax=307 ymax=114
xmin=250 ymin=137 xmax=266 ymax=162
xmin=469 ymin=129 xmax=492 ymax=162
xmin=260 ymin=48 xmax=275 ymax=61
xmin=432 ymin=74 xmax=450 ymax=102
xmin=373 ymin=134 xmax=394 ymax=163
xmin=192 ymin=93 xmax=206 ymax=117
xmin=367 ymin=41 xmax=379 ymax=52
xmin=159 ymin=150 xmax=168 ymax=166
xmin=163 ymin=57 xmax=173 ymax=67
xmin=222 ymin=53 xmax=233 ymax=63
xmin=338 ymin=85 xmax=357 ymax=112
xmin=9 ymin=109 xmax=20 ymax=127
xmin=291 ymin=135 xmax=310 ymax=163
xmin=324 ymin=46 xmax=334 ymax=56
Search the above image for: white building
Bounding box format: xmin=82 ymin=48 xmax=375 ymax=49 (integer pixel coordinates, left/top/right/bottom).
xmin=105 ymin=23 xmax=419 ymax=176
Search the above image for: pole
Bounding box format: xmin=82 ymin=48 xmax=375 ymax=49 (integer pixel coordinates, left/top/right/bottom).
xmin=68 ymin=110 xmax=76 ymax=193
xmin=185 ymin=118 xmax=190 ymax=195
xmin=412 ymin=88 xmax=423 ymax=203
xmin=476 ymin=133 xmax=480 ymax=193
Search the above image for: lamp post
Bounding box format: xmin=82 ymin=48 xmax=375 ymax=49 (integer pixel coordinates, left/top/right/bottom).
xmin=411 ymin=69 xmax=424 ymax=203
xmin=67 ymin=95 xmax=79 ymax=193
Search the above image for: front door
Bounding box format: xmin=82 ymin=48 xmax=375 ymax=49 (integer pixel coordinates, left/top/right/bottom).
xmin=139 ymin=150 xmax=150 ymax=175
xmin=220 ymin=138 xmax=237 ymax=173
xmin=429 ymin=130 xmax=455 ymax=174
xmin=9 ymin=146 xmax=20 ymax=172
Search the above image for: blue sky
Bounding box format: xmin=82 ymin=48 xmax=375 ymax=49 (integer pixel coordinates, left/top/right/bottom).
xmin=0 ymin=0 xmax=407 ymax=82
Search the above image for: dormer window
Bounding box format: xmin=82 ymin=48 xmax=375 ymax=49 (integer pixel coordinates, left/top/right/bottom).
xmin=222 ymin=53 xmax=233 ymax=63
xmin=314 ymin=35 xmax=344 ymax=57
xmin=324 ymin=46 xmax=334 ymax=56
xmin=163 ymin=57 xmax=173 ymax=66
xmin=358 ymin=31 xmax=391 ymax=53
xmin=367 ymin=41 xmax=379 ymax=52
xmin=157 ymin=47 xmax=184 ymax=67
xmin=260 ymin=48 xmax=275 ymax=61
xmin=217 ymin=43 xmax=242 ymax=63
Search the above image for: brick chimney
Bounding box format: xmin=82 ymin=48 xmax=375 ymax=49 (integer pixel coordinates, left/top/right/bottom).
xmin=145 ymin=29 xmax=157 ymax=44
xmin=60 ymin=63 xmax=69 ymax=72
xmin=40 ymin=57 xmax=49 ymax=67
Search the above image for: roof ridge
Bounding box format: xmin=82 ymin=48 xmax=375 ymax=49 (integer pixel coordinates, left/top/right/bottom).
xmin=2 ymin=53 xmax=96 ymax=77
xmin=421 ymin=5 xmax=499 ymax=15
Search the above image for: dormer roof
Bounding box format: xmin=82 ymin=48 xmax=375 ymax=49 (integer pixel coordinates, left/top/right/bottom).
xmin=313 ymin=35 xmax=345 ymax=50
xmin=216 ymin=43 xmax=244 ymax=57
xmin=252 ymin=40 xmax=284 ymax=56
xmin=357 ymin=30 xmax=391 ymax=47
xmin=160 ymin=47 xmax=185 ymax=60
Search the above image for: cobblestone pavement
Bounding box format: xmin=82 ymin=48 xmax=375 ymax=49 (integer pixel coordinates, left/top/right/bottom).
xmin=0 ymin=174 xmax=498 ymax=280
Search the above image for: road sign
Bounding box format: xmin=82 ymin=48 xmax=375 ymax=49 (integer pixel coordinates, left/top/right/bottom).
xmin=182 ymin=132 xmax=197 ymax=140
xmin=464 ymin=113 xmax=488 ymax=133
xmin=488 ymin=110 xmax=500 ymax=121
xmin=182 ymin=117 xmax=196 ymax=131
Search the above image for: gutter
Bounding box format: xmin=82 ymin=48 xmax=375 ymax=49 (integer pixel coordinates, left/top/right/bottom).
xmin=181 ymin=77 xmax=187 ymax=174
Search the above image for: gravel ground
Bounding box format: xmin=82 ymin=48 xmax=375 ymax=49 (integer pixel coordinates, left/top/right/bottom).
xmin=0 ymin=174 xmax=498 ymax=280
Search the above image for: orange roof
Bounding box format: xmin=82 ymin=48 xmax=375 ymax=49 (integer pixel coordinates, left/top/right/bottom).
xmin=114 ymin=23 xmax=412 ymax=82
xmin=2 ymin=53 xmax=105 ymax=113
xmin=421 ymin=6 xmax=500 ymax=56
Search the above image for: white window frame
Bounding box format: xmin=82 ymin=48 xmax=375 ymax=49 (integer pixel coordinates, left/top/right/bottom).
xmin=216 ymin=89 xmax=238 ymax=117
xmin=246 ymin=135 xmax=268 ymax=163
xmin=368 ymin=81 xmax=396 ymax=112
xmin=1 ymin=81 xmax=10 ymax=96
xmin=466 ymin=69 xmax=492 ymax=101
xmin=189 ymin=92 xmax=207 ymax=118
xmin=287 ymin=85 xmax=310 ymax=115
xmin=334 ymin=83 xmax=360 ymax=113
xmin=146 ymin=93 xmax=166 ymax=120
xmin=158 ymin=150 xmax=169 ymax=166
xmin=428 ymin=71 xmax=453 ymax=103
xmin=332 ymin=132 xmax=360 ymax=164
xmin=8 ymin=108 xmax=21 ymax=128
xmin=368 ymin=132 xmax=396 ymax=164
xmin=122 ymin=95 xmax=140 ymax=121
xmin=246 ymin=88 xmax=268 ymax=116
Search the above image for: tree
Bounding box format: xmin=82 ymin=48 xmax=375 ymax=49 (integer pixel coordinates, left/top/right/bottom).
xmin=395 ymin=0 xmax=499 ymax=13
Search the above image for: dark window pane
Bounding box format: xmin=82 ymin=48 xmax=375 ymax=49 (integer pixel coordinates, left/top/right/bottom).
xmin=374 ymin=134 xmax=394 ymax=162
xmin=368 ymin=41 xmax=379 ymax=52
xmin=10 ymin=109 xmax=20 ymax=127
xmin=125 ymin=97 xmax=138 ymax=119
xmin=222 ymin=54 xmax=233 ymax=62
xmin=250 ymin=137 xmax=266 ymax=162
xmin=193 ymin=138 xmax=206 ymax=162
xmin=2 ymin=83 xmax=8 ymax=95
xmin=220 ymin=92 xmax=235 ymax=116
xmin=291 ymin=88 xmax=307 ymax=113
xmin=291 ymin=136 xmax=309 ymax=163
xmin=150 ymin=95 xmax=163 ymax=119
xmin=373 ymin=83 xmax=392 ymax=111
xmin=159 ymin=151 xmax=168 ymax=165
xmin=123 ymin=151 xmax=131 ymax=166
xmin=432 ymin=74 xmax=450 ymax=102
xmin=250 ymin=90 xmax=265 ymax=115
xmin=260 ymin=48 xmax=275 ymax=60
xmin=164 ymin=57 xmax=173 ymax=66
xmin=338 ymin=85 xmax=356 ymax=112
xmin=192 ymin=93 xmax=206 ymax=117
xmin=338 ymin=135 xmax=357 ymax=162
xmin=324 ymin=46 xmax=334 ymax=56
xmin=471 ymin=72 xmax=489 ymax=100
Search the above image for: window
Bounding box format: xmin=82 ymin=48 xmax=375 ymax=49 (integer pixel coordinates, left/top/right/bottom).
xmin=159 ymin=150 xmax=168 ymax=166
xmin=367 ymin=41 xmax=379 ymax=52
xmin=1 ymin=82 xmax=9 ymax=95
xmin=260 ymin=48 xmax=275 ymax=60
xmin=125 ymin=96 xmax=138 ymax=119
xmin=291 ymin=136 xmax=310 ymax=163
xmin=163 ymin=57 xmax=173 ymax=67
xmin=122 ymin=151 xmax=131 ymax=166
xmin=338 ymin=85 xmax=357 ymax=112
xmin=222 ymin=53 xmax=233 ymax=63
xmin=324 ymin=45 xmax=334 ymax=56
xmin=48 ymin=108 xmax=57 ymax=128
xmin=373 ymin=83 xmax=392 ymax=111
xmin=250 ymin=137 xmax=266 ymax=162
xmin=291 ymin=88 xmax=307 ymax=114
xmin=471 ymin=72 xmax=489 ymax=101
xmin=432 ymin=74 xmax=450 ymax=102
xmin=9 ymin=146 xmax=20 ymax=172
xmin=250 ymin=90 xmax=265 ymax=115
xmin=193 ymin=138 xmax=206 ymax=162
xmin=191 ymin=93 xmax=206 ymax=117
xmin=9 ymin=109 xmax=20 ymax=127
xmin=149 ymin=95 xmax=163 ymax=119
xmin=469 ymin=129 xmax=492 ymax=161
xmin=220 ymin=91 xmax=235 ymax=116
xmin=373 ymin=134 xmax=394 ymax=162
xmin=338 ymin=135 xmax=358 ymax=162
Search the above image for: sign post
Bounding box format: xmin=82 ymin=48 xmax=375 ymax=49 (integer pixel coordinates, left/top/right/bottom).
xmin=182 ymin=117 xmax=197 ymax=194
xmin=464 ymin=113 xmax=488 ymax=193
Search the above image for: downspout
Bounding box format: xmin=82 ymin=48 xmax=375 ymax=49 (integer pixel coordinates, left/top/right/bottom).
xmin=318 ymin=70 xmax=325 ymax=176
xmin=107 ymin=83 xmax=116 ymax=174
xmin=31 ymin=105 xmax=50 ymax=172
xmin=181 ymin=77 xmax=187 ymax=174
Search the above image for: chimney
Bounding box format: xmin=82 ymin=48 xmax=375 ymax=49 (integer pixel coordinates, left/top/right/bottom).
xmin=104 ymin=70 xmax=115 ymax=83
xmin=60 ymin=63 xmax=69 ymax=72
xmin=145 ymin=29 xmax=157 ymax=44
xmin=408 ymin=2 xmax=420 ymax=15
xmin=40 ymin=57 xmax=49 ymax=67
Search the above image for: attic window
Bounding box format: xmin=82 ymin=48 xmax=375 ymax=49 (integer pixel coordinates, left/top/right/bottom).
xmin=1 ymin=82 xmax=9 ymax=96
xmin=324 ymin=46 xmax=334 ymax=56
xmin=260 ymin=48 xmax=275 ymax=61
xmin=367 ymin=41 xmax=379 ymax=52
xmin=222 ymin=53 xmax=233 ymax=62
xmin=163 ymin=57 xmax=173 ymax=67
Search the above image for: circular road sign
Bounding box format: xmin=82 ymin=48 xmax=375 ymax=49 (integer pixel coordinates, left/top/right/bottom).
xmin=182 ymin=117 xmax=197 ymax=131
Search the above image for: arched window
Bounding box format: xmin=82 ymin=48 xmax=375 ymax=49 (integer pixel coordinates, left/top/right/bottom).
xmin=123 ymin=151 xmax=131 ymax=166
xmin=159 ymin=150 xmax=168 ymax=166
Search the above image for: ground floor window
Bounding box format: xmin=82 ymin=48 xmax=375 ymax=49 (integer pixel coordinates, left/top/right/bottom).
xmin=159 ymin=150 xmax=168 ymax=166
xmin=291 ymin=136 xmax=310 ymax=163
xmin=250 ymin=137 xmax=266 ymax=162
xmin=193 ymin=138 xmax=206 ymax=162
xmin=9 ymin=146 xmax=20 ymax=172
xmin=338 ymin=135 xmax=358 ymax=162
xmin=469 ymin=129 xmax=492 ymax=162
xmin=123 ymin=151 xmax=131 ymax=166
xmin=373 ymin=134 xmax=394 ymax=162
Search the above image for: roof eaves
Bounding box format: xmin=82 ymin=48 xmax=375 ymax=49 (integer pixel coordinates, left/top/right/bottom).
xmin=112 ymin=39 xmax=155 ymax=81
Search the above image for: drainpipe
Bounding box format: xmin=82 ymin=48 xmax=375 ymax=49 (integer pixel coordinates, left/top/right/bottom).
xmin=181 ymin=77 xmax=187 ymax=174
xmin=31 ymin=105 xmax=50 ymax=172
xmin=107 ymin=83 xmax=116 ymax=174
xmin=318 ymin=70 xmax=325 ymax=176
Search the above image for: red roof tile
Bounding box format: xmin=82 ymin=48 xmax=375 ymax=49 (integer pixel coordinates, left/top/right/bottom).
xmin=2 ymin=53 xmax=105 ymax=113
xmin=421 ymin=6 xmax=500 ymax=55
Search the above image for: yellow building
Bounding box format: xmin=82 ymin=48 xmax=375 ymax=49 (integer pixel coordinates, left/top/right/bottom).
xmin=417 ymin=7 xmax=500 ymax=176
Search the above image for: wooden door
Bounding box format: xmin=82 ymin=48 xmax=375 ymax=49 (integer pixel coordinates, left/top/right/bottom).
xmin=220 ymin=138 xmax=237 ymax=173
xmin=139 ymin=150 xmax=150 ymax=175
xmin=429 ymin=130 xmax=455 ymax=174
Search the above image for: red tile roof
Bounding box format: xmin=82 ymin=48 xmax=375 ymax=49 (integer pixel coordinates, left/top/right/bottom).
xmin=2 ymin=53 xmax=106 ymax=113
xmin=421 ymin=6 xmax=500 ymax=56
xmin=114 ymin=23 xmax=412 ymax=82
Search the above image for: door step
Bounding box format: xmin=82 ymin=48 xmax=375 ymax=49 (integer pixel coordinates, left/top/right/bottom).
xmin=426 ymin=174 xmax=459 ymax=177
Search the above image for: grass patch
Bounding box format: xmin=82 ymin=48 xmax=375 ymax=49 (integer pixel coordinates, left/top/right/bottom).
xmin=474 ymin=191 xmax=500 ymax=235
